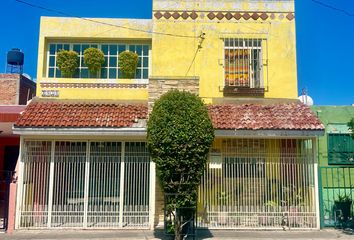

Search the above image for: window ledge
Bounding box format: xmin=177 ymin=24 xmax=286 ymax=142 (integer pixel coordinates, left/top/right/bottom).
xmin=223 ymin=86 xmax=265 ymax=97
xmin=41 ymin=78 xmax=148 ymax=84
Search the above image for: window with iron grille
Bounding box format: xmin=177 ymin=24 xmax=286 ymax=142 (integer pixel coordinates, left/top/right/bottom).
xmin=328 ymin=133 xmax=354 ymax=165
xmin=224 ymin=38 xmax=264 ymax=88
xmin=47 ymin=43 xmax=150 ymax=80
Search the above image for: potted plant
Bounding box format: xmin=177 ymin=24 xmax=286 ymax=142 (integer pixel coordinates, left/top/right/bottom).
xmin=56 ymin=50 xmax=79 ymax=78
xmin=280 ymin=185 xmax=305 ymax=228
xmin=335 ymin=194 xmax=353 ymax=222
xmin=260 ymin=200 xmax=279 ymax=226
xmin=118 ymin=50 xmax=138 ymax=79
xmin=217 ymin=191 xmax=229 ymax=225
xmin=83 ymin=47 xmax=105 ymax=77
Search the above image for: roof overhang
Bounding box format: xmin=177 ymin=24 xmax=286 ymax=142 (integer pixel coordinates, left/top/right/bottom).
xmin=13 ymin=127 xmax=147 ymax=136
xmin=0 ymin=105 xmax=26 ymax=136
xmin=0 ymin=105 xmax=26 ymax=122
xmin=327 ymin=123 xmax=351 ymax=134
xmin=215 ymin=129 xmax=325 ymax=138
xmin=13 ymin=127 xmax=324 ymax=138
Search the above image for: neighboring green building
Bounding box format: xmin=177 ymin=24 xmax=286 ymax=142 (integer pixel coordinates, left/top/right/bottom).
xmin=311 ymin=106 xmax=354 ymax=228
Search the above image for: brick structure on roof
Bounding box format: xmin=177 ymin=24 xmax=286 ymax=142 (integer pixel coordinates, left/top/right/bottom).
xmin=148 ymin=76 xmax=199 ymax=113
xmin=0 ymin=74 xmax=36 ymax=105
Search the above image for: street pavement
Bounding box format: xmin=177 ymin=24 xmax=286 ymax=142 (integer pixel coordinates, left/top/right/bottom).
xmin=1 ymin=229 xmax=354 ymax=240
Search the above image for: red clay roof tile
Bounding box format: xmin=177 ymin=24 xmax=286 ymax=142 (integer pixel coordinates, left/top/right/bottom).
xmin=208 ymin=103 xmax=324 ymax=130
xmin=14 ymin=101 xmax=148 ymax=128
xmin=14 ymin=101 xmax=323 ymax=131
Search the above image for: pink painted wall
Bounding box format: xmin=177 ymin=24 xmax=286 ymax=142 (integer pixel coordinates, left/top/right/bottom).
xmin=0 ymin=137 xmax=19 ymax=233
xmin=6 ymin=181 xmax=17 ymax=233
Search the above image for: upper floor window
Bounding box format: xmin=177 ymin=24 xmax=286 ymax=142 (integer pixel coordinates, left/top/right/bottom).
xmin=328 ymin=133 xmax=354 ymax=165
xmin=224 ymin=38 xmax=263 ymax=89
xmin=47 ymin=43 xmax=150 ymax=79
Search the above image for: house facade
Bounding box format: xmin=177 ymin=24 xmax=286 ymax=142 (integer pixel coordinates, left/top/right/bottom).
xmin=311 ymin=106 xmax=354 ymax=228
xmin=12 ymin=0 xmax=324 ymax=231
xmin=0 ymin=73 xmax=35 ymax=231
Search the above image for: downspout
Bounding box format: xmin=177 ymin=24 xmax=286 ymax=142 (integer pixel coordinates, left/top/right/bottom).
xmin=316 ymin=110 xmax=323 ymax=229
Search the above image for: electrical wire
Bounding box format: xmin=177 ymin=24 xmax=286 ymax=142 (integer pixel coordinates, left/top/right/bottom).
xmin=310 ymin=0 xmax=354 ymax=17
xmin=14 ymin=0 xmax=199 ymax=38
xmin=91 ymin=1 xmax=182 ymax=38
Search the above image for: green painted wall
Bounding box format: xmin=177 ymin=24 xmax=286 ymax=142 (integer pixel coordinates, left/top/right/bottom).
xmin=311 ymin=106 xmax=354 ymax=228
xmin=311 ymin=106 xmax=354 ymax=166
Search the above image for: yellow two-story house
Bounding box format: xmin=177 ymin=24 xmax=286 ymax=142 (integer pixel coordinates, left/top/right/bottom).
xmin=12 ymin=0 xmax=324 ymax=231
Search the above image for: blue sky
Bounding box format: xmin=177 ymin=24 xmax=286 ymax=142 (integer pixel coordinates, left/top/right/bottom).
xmin=0 ymin=0 xmax=353 ymax=106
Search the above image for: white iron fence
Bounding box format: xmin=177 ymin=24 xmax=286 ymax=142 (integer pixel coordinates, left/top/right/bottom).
xmin=18 ymin=141 xmax=151 ymax=229
xmin=197 ymin=139 xmax=317 ymax=229
xmin=18 ymin=138 xmax=317 ymax=230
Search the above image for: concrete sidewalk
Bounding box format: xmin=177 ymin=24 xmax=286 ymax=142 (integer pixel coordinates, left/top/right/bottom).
xmin=1 ymin=229 xmax=354 ymax=240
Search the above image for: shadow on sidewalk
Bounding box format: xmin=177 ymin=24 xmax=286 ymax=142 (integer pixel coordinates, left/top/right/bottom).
xmin=153 ymin=228 xmax=213 ymax=240
xmin=334 ymin=219 xmax=354 ymax=236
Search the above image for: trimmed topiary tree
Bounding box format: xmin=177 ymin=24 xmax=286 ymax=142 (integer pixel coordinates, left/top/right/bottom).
xmin=348 ymin=118 xmax=354 ymax=139
xmin=147 ymin=90 xmax=214 ymax=240
xmin=118 ymin=51 xmax=138 ymax=78
xmin=83 ymin=47 xmax=105 ymax=77
xmin=56 ymin=50 xmax=79 ymax=78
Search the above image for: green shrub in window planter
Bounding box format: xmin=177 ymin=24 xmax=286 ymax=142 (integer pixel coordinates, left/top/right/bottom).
xmin=118 ymin=51 xmax=138 ymax=79
xmin=56 ymin=50 xmax=79 ymax=78
xmin=83 ymin=47 xmax=105 ymax=77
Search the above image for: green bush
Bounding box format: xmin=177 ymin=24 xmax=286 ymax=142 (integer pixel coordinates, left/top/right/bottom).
xmin=118 ymin=51 xmax=138 ymax=78
xmin=348 ymin=118 xmax=354 ymax=139
xmin=83 ymin=47 xmax=105 ymax=77
xmin=56 ymin=50 xmax=79 ymax=78
xmin=147 ymin=90 xmax=214 ymax=240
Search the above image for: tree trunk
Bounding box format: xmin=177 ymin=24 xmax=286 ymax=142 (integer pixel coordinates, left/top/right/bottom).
xmin=174 ymin=216 xmax=182 ymax=240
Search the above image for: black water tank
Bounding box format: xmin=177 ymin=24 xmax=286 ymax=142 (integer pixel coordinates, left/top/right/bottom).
xmin=7 ymin=48 xmax=24 ymax=65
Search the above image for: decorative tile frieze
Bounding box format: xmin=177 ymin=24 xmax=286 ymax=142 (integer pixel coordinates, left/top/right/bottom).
xmin=286 ymin=12 xmax=295 ymax=21
xmin=172 ymin=11 xmax=180 ymax=19
xmin=260 ymin=13 xmax=269 ymax=20
xmin=181 ymin=11 xmax=190 ymax=20
xmin=40 ymin=82 xmax=148 ymax=89
xmin=216 ymin=12 xmax=224 ymax=20
xmin=163 ymin=12 xmax=172 ymax=19
xmin=234 ymin=12 xmax=242 ymax=20
xmin=190 ymin=11 xmax=198 ymax=20
xmin=207 ymin=12 xmax=216 ymax=20
xmin=154 ymin=11 xmax=163 ymax=19
xmin=225 ymin=12 xmax=233 ymax=20
xmin=153 ymin=11 xmax=295 ymax=21
xmin=243 ymin=12 xmax=251 ymax=20
xmin=251 ymin=13 xmax=259 ymax=20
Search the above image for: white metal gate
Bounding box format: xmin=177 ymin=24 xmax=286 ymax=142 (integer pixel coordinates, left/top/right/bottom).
xmin=17 ymin=140 xmax=151 ymax=229
xmin=197 ymin=139 xmax=317 ymax=229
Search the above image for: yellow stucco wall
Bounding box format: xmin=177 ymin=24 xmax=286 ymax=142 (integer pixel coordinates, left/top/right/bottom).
xmin=152 ymin=0 xmax=297 ymax=102
xmin=36 ymin=17 xmax=152 ymax=100
xmin=36 ymin=0 xmax=297 ymax=102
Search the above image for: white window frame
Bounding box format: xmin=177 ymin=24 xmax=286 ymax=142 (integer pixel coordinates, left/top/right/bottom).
xmin=46 ymin=42 xmax=150 ymax=81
